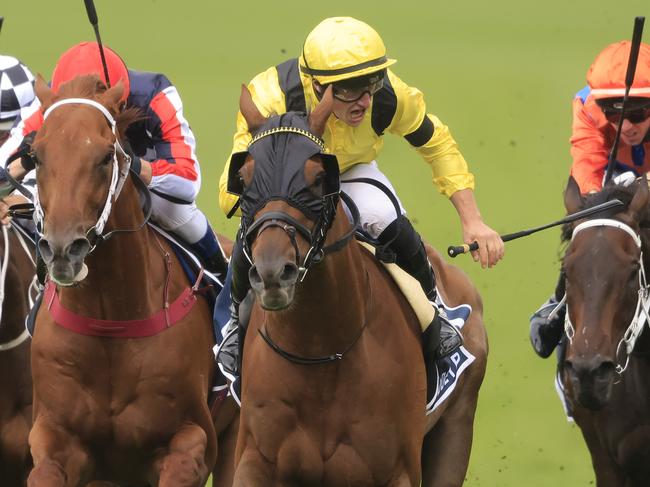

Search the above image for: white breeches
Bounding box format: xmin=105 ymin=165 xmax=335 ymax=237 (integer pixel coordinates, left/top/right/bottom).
xmin=340 ymin=161 xmax=406 ymax=239
xmin=150 ymin=192 xmax=208 ymax=244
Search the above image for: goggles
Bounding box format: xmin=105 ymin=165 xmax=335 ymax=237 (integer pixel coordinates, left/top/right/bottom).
xmin=325 ymin=71 xmax=385 ymax=103
xmin=597 ymin=98 xmax=650 ymax=125
xmin=602 ymin=107 xmax=650 ymax=125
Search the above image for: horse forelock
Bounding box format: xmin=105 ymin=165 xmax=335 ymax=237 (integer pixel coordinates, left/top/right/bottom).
xmin=47 ymin=74 xmax=143 ymax=135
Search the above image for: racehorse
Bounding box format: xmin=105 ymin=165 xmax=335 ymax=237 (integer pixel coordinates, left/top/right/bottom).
xmin=560 ymin=176 xmax=650 ymax=487
xmin=0 ymin=222 xmax=35 ymax=485
xmin=26 ymin=74 xmax=231 ymax=487
xmin=229 ymin=86 xmax=488 ymax=486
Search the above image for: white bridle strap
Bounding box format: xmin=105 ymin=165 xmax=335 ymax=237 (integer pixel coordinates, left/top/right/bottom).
xmin=566 ymin=218 xmax=650 ymax=374
xmin=572 ymin=218 xmax=642 ymax=248
xmin=36 ymin=97 xmax=131 ymax=238
xmin=43 ymin=98 xmax=117 ymax=127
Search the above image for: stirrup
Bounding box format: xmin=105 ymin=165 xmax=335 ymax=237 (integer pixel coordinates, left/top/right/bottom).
xmin=529 ymin=296 xmax=565 ymax=359
xmin=215 ymin=321 xmax=240 ymax=383
xmin=437 ymin=313 xmax=463 ymax=359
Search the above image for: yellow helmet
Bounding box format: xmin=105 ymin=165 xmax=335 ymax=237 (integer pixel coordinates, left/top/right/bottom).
xmin=299 ymin=17 xmax=397 ymax=84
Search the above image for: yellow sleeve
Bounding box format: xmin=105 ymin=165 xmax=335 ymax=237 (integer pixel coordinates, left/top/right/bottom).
xmin=387 ymin=72 xmax=475 ymax=198
xmin=218 ymin=66 xmax=288 ymax=216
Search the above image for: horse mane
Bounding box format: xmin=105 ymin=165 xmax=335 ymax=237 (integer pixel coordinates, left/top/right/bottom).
xmin=54 ymin=74 xmax=144 ymax=135
xmin=560 ymin=181 xmax=650 ymax=252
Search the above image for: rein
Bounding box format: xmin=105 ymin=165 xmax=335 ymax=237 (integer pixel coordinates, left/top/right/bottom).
xmin=0 ymin=224 xmax=35 ymax=351
xmin=564 ymin=218 xmax=650 ymax=374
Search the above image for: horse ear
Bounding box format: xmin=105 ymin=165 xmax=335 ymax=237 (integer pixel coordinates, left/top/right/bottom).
xmin=309 ymin=85 xmax=333 ymax=138
xmin=629 ymin=174 xmax=649 ymax=217
xmin=34 ymin=74 xmax=55 ymax=110
xmin=100 ymin=81 xmax=125 ymax=113
xmin=239 ymin=84 xmax=267 ymax=132
xmin=564 ymin=175 xmax=584 ymax=215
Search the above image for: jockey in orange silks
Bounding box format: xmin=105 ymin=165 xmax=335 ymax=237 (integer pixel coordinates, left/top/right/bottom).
xmin=531 ymin=41 xmax=650 ymax=358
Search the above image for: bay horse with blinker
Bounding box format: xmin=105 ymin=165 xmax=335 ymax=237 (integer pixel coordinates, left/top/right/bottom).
xmin=0 ymin=222 xmax=35 ymax=485
xmin=26 ymin=74 xmax=232 ymax=487
xmin=560 ymin=176 xmax=650 ymax=486
xmin=230 ymin=86 xmax=488 ymax=486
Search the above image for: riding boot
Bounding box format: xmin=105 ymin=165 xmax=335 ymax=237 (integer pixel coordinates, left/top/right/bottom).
xmin=530 ymin=270 xmax=566 ymax=358
xmin=216 ymin=235 xmax=251 ymax=381
xmin=378 ymin=215 xmax=463 ymax=359
xmin=188 ymin=225 xmax=229 ymax=281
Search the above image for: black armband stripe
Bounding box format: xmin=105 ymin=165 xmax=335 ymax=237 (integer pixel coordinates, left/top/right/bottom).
xmin=371 ymin=75 xmax=397 ymax=136
xmin=404 ymin=116 xmax=434 ymax=147
xmin=276 ymin=58 xmax=307 ymax=113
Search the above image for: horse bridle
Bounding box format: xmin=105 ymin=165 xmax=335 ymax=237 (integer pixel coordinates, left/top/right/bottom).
xmin=249 ymin=192 xmax=366 ymax=365
xmin=243 ymin=191 xmax=360 ymax=282
xmin=564 ymin=218 xmax=650 ymax=374
xmin=34 ymin=98 xmax=151 ymax=251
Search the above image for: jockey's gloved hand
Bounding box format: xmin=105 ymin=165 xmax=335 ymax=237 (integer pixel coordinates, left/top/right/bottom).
xmin=17 ymin=131 xmax=37 ymax=172
xmin=122 ymin=142 xmax=142 ymax=175
xmin=0 ymin=166 xmax=14 ymax=199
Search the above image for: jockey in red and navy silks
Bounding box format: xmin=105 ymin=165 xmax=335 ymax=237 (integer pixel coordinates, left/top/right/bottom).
xmin=0 ymin=42 xmax=228 ymax=277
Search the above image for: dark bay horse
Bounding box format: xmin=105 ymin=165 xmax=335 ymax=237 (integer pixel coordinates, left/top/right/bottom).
xmin=26 ymin=75 xmax=231 ymax=487
xmin=0 ymin=222 xmax=35 ymax=485
xmin=561 ymin=176 xmax=650 ymax=486
xmin=229 ymin=86 xmax=487 ymax=486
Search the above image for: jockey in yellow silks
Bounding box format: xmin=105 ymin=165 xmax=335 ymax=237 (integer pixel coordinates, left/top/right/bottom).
xmin=217 ymin=17 xmax=504 ymax=383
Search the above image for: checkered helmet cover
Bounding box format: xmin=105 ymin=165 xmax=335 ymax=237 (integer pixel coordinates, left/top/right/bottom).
xmin=0 ymin=55 xmax=35 ymax=123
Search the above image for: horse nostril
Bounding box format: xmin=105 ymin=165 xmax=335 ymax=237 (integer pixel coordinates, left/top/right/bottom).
xmin=280 ymin=263 xmax=299 ymax=284
xmin=249 ymin=266 xmax=262 ymax=287
xmin=38 ymin=239 xmax=54 ymax=263
xmin=66 ymin=238 xmax=91 ymax=260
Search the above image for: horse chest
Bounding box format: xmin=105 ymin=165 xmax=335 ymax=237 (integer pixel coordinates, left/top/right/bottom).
xmin=242 ymin=399 xmax=401 ymax=486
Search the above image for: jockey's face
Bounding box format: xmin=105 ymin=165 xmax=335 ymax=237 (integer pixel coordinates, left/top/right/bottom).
xmin=616 ymin=116 xmax=650 ymax=146
xmin=598 ymin=98 xmax=650 ymax=146
xmin=313 ymin=72 xmax=383 ymax=127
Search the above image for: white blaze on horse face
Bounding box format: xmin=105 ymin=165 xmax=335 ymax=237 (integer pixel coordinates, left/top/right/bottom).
xmin=85 ymin=136 xmax=92 ymax=146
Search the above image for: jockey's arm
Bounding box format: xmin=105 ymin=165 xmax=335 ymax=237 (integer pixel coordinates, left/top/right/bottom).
xmin=386 ymin=72 xmax=504 ymax=267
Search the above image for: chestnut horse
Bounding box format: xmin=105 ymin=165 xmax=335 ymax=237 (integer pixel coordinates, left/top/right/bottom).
xmin=229 ymin=87 xmax=487 ymax=486
xmin=0 ymin=222 xmax=35 ymax=485
xmin=560 ymin=176 xmax=650 ymax=486
xmin=25 ymin=75 xmax=233 ymax=487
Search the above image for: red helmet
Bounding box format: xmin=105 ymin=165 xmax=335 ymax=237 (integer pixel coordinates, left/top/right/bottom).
xmin=51 ymin=42 xmax=130 ymax=101
xmin=587 ymin=41 xmax=650 ymax=100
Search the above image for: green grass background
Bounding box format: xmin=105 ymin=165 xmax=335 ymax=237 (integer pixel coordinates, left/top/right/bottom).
xmin=3 ymin=1 xmax=648 ymax=485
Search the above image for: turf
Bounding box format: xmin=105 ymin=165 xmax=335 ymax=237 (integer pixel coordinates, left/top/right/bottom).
xmin=3 ymin=1 xmax=647 ymax=484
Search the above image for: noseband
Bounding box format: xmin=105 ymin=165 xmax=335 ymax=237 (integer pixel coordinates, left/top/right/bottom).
xmin=564 ymin=218 xmax=650 ymax=373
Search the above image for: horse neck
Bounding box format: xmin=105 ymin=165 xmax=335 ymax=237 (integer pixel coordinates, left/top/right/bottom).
xmin=265 ymin=208 xmax=369 ymax=354
xmin=59 ymin=179 xmax=165 ymax=317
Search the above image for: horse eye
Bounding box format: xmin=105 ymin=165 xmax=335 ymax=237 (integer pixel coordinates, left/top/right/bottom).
xmin=312 ymin=172 xmax=325 ymax=187
xmin=102 ymin=151 xmax=114 ymax=166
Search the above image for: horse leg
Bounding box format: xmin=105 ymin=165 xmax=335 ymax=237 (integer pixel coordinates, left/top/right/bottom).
xmin=232 ymin=449 xmax=272 ymax=487
xmin=575 ymin=416 xmax=625 ymax=487
xmin=154 ymin=423 xmax=211 ymax=487
xmin=27 ymin=417 xmax=91 ymax=487
xmin=421 ymin=393 xmax=479 ymax=487
xmin=211 ymin=409 xmax=239 ymax=487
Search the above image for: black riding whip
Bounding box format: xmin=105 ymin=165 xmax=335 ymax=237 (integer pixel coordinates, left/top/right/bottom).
xmin=83 ymin=0 xmax=111 ymax=88
xmin=447 ymin=199 xmax=626 ymax=258
xmin=0 ymin=17 xmax=4 ymax=35
xmin=603 ymin=16 xmax=645 ymax=184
